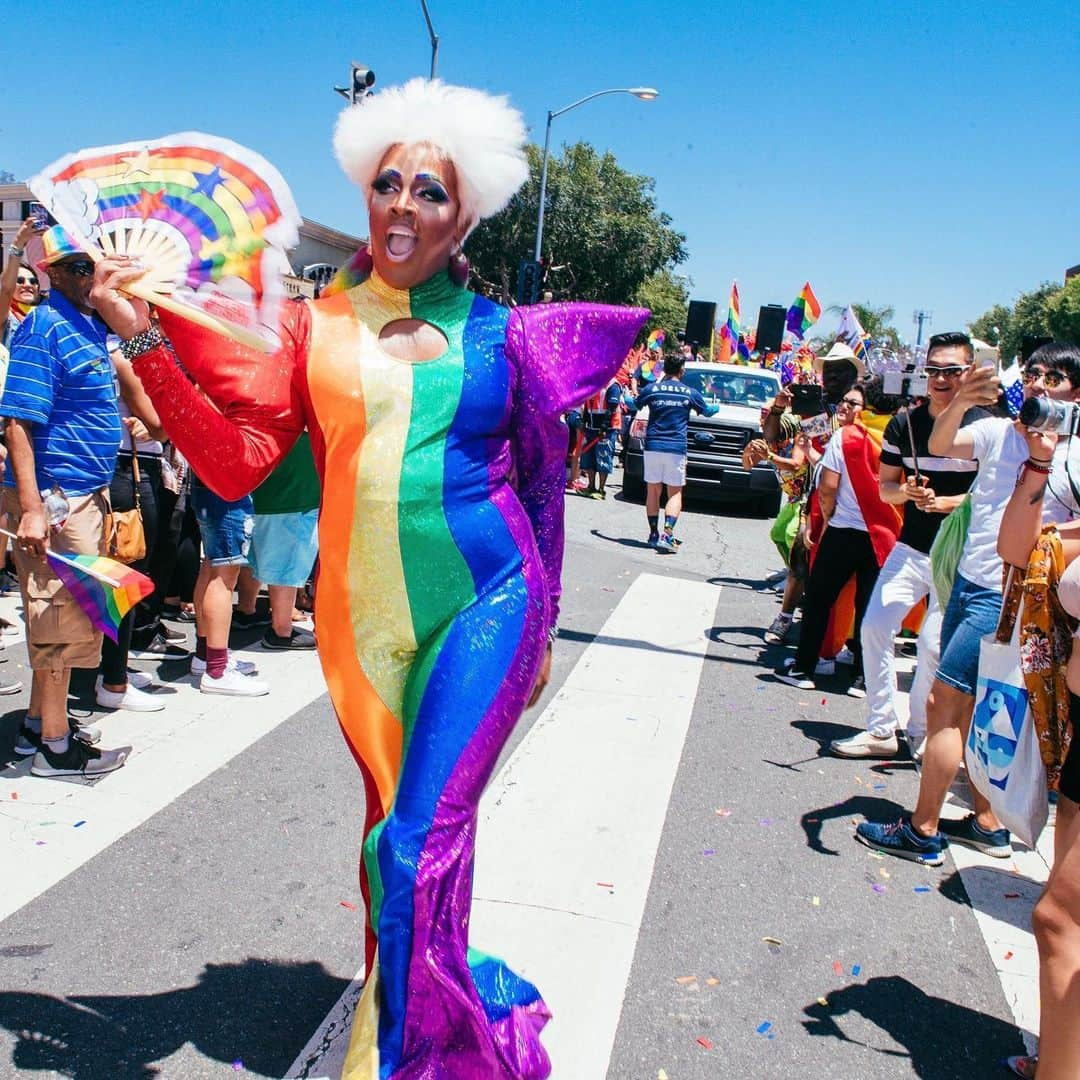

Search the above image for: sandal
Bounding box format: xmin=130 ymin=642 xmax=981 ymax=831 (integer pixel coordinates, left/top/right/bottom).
xmin=1004 ymin=1054 xmax=1037 ymax=1078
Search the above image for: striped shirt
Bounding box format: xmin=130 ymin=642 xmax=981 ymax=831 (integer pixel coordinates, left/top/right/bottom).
xmin=1 ymin=293 xmax=121 ymax=496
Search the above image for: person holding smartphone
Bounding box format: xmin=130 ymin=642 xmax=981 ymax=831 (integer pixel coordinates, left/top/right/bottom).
xmin=2 ymin=217 xmax=46 ymax=351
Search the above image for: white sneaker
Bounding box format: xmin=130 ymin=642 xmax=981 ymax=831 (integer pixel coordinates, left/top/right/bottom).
xmin=94 ymin=678 xmax=165 ymax=713
xmin=200 ymin=667 xmax=269 ymax=696
xmin=834 ymin=645 xmax=855 ymax=666
xmin=125 ymin=669 xmax=156 ymax=690
xmin=190 ymin=655 xmax=258 ymax=677
xmin=829 ymin=730 xmax=899 ymax=758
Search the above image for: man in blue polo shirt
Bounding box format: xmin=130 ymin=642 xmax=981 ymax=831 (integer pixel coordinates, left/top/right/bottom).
xmin=633 ymin=352 xmax=718 ymax=552
xmin=1 ymin=226 xmax=129 ymax=779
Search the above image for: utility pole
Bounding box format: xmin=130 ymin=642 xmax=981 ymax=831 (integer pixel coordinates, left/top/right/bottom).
xmin=913 ymin=309 xmax=932 ymax=347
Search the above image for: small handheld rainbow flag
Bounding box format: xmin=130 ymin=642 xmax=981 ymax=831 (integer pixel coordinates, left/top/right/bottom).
xmin=0 ymin=530 xmax=154 ymax=642
xmin=50 ymin=553 xmax=155 ymax=643
xmin=786 ymin=282 xmax=821 ymax=340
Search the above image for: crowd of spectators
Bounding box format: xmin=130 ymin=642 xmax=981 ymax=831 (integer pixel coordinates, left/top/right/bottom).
xmin=759 ymin=330 xmax=1080 ymax=1079
xmin=0 ymin=221 xmax=319 ymax=780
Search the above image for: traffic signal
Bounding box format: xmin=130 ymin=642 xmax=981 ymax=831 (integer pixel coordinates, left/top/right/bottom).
xmin=350 ymin=64 xmax=376 ymax=105
xmin=516 ymin=259 xmax=542 ymax=306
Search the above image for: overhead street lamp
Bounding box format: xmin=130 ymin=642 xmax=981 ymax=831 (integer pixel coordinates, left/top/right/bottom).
xmin=533 ymin=87 xmax=659 ymax=265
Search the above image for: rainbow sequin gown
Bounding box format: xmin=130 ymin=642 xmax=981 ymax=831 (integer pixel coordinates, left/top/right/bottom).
xmin=137 ymin=272 xmax=646 ymax=1078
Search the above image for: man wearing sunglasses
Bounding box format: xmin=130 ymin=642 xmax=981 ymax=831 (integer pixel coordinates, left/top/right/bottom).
xmin=857 ymin=341 xmax=1080 ymax=864
xmin=0 ymin=225 xmax=129 ymax=779
xmin=832 ymin=332 xmax=986 ymax=762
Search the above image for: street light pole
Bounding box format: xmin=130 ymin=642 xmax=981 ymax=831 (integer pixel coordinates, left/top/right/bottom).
xmin=420 ymin=0 xmax=439 ymax=79
xmin=531 ymin=86 xmax=659 ymax=267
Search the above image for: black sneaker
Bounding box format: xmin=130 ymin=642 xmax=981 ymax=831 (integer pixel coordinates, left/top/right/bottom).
xmin=261 ymin=627 xmax=316 ymax=651
xmin=128 ymin=632 xmax=192 ymax=661
xmin=162 ymin=605 xmax=196 ymax=624
xmin=15 ymin=716 xmax=101 ymax=757
xmin=939 ymin=813 xmax=1012 ymax=858
xmin=31 ymin=739 xmax=129 ymax=778
xmin=158 ymin=622 xmax=187 ymax=644
xmin=233 ymin=609 xmax=272 ymax=630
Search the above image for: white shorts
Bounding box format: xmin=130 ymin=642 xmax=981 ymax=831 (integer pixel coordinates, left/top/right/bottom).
xmin=643 ymin=451 xmax=687 ymax=487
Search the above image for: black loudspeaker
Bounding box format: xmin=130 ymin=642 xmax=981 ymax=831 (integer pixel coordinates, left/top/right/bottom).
xmin=756 ymin=304 xmax=787 ymax=353
xmin=685 ymin=300 xmax=717 ymax=348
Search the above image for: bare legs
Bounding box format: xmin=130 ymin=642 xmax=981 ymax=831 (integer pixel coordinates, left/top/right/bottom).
xmin=910 ymin=678 xmax=1001 ymax=836
xmin=31 ymin=668 xmax=71 ymax=740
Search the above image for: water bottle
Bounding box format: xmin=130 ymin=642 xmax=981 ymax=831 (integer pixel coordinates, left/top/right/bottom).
xmin=41 ymin=484 xmax=69 ymax=532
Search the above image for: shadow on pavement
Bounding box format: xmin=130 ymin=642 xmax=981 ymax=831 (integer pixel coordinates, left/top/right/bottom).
xmin=558 ymin=625 xmax=727 ymax=663
xmin=0 ymin=957 xmax=352 ymax=1079
xmin=803 ymin=975 xmax=1025 ymax=1077
xmin=936 ymin=866 xmax=1044 ymax=932
xmin=588 ymin=529 xmax=658 ymax=551
xmin=799 ymin=793 xmax=908 ymax=857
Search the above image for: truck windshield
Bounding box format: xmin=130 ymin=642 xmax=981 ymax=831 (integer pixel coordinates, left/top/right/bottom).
xmin=683 ymin=370 xmax=777 ymax=407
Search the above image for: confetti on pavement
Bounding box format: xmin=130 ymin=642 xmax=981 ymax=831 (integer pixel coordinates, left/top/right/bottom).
xmin=1004 ymin=951 xmax=1014 ymax=961
xmin=852 ymin=965 xmax=862 ymax=977
xmin=756 ymin=1021 xmax=773 ymax=1036
xmin=715 ymin=808 xmax=732 ymax=817
xmin=339 ymin=901 xmax=357 ymax=911
xmin=762 ymin=937 xmax=783 ymax=946
xmin=913 ymin=885 xmax=932 ymax=894
xmin=675 ymin=975 xmax=697 ymax=985
xmin=812 ymin=896 xmax=820 ymax=906
xmin=832 ymin=960 xmax=844 ymax=976
xmin=817 ymin=997 xmax=829 ymax=1007
xmin=73 ymin=821 xmax=86 ymax=828
xmin=696 ymin=1036 xmax=714 ymax=1050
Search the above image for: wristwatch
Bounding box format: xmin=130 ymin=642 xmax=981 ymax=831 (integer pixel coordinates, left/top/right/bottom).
xmin=119 ymin=325 xmax=164 ymax=361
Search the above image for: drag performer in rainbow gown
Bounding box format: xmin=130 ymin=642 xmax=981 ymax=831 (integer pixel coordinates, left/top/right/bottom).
xmin=90 ymin=80 xmax=646 ymax=1078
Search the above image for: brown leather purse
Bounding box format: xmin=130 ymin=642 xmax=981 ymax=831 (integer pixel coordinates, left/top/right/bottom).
xmin=106 ymin=455 xmax=147 ymax=564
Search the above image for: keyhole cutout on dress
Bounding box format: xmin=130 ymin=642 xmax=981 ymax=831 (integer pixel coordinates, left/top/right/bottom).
xmin=378 ymin=319 xmax=449 ymax=363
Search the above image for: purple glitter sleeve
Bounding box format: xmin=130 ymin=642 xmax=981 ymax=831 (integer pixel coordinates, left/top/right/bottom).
xmin=506 ymin=303 xmax=649 ymax=628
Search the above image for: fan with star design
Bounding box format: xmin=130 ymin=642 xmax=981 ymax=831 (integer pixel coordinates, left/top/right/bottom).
xmin=28 ymin=132 xmax=302 ymax=351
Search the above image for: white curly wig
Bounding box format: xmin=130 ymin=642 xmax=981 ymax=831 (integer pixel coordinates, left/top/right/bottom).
xmin=334 ymin=78 xmax=529 ymax=232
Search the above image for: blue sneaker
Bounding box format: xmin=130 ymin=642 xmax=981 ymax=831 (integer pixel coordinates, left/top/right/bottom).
xmin=855 ymin=816 xmax=944 ymax=865
xmin=939 ymin=814 xmax=1012 ymax=859
xmin=648 ymin=531 xmax=660 ymax=547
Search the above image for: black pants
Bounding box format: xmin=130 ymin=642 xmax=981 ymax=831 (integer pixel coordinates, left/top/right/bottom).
xmin=795 ymin=526 xmax=880 ymax=677
xmin=100 ymin=456 xmax=160 ymax=685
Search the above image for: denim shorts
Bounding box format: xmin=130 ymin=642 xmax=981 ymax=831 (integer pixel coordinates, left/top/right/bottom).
xmin=190 ymin=481 xmax=254 ymax=567
xmin=247 ymin=509 xmax=319 ymax=587
xmin=936 ymin=573 xmax=1003 ymax=696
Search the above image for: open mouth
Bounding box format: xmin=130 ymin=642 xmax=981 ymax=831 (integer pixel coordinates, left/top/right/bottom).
xmin=385 ymin=227 xmax=417 ymax=260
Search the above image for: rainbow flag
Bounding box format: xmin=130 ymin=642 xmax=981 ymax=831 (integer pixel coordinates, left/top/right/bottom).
xmin=48 ymin=552 xmax=154 ymax=642
xmin=718 ymin=281 xmax=740 ymax=362
xmin=786 ymin=281 xmax=821 ymax=340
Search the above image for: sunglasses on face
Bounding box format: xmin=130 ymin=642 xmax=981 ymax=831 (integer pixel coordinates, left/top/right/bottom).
xmin=924 ymin=365 xmax=966 ymax=379
xmin=15 ymin=275 xmax=38 ymax=286
xmin=56 ymin=261 xmax=95 ymax=277
xmin=839 ymin=397 xmax=864 ymax=408
xmin=1023 ymin=368 xmax=1070 ymax=388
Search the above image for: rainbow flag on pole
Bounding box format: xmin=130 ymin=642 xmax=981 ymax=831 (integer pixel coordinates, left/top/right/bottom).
xmin=48 ymin=553 xmax=154 ymax=642
xmin=718 ymin=281 xmax=741 ymax=362
xmin=786 ymin=282 xmax=821 ymax=340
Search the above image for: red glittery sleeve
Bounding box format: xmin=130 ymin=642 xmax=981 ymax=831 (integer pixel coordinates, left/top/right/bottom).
xmin=132 ymin=306 xmax=310 ymax=501
xmin=506 ymin=303 xmax=648 ymax=628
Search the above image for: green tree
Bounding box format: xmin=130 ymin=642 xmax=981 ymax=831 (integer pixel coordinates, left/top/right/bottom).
xmin=632 ymin=268 xmax=690 ymax=342
xmin=968 ymin=303 xmax=1012 ymax=347
xmin=999 ymin=282 xmax=1062 ymax=362
xmin=1044 ymin=276 xmax=1080 ymax=346
xmin=468 ymin=141 xmax=687 ymax=306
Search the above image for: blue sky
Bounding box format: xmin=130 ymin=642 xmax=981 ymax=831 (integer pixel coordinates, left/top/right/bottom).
xmin=4 ymin=1 xmax=1076 ymax=341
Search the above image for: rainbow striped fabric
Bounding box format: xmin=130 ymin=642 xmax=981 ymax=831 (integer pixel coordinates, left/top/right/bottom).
xmin=297 ymin=274 xmax=646 ymax=1078
xmin=786 ymin=281 xmax=821 ymax=340
xmin=48 ymin=552 xmax=154 ymax=642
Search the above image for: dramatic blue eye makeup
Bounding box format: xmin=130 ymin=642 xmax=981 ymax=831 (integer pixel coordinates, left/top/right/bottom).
xmin=372 ymin=169 xmax=402 ymax=195
xmin=415 ymin=174 xmax=449 ymax=203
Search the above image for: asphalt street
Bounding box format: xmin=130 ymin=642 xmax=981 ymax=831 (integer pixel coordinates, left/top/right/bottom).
xmin=0 ymin=465 xmax=1032 ymax=1080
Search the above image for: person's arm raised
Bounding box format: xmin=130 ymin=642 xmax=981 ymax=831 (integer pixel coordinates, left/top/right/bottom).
xmin=999 ymin=425 xmax=1057 ymax=568
xmin=91 ymin=258 xmax=306 ymax=500
xmin=928 ymin=364 xmax=998 ymax=458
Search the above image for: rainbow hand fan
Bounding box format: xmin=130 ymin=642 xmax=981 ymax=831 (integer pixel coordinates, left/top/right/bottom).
xmin=28 ymin=132 xmax=302 ymax=351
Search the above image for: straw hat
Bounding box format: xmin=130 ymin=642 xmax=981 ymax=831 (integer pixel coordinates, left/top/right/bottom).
xmin=813 ymin=341 xmax=865 ymax=377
